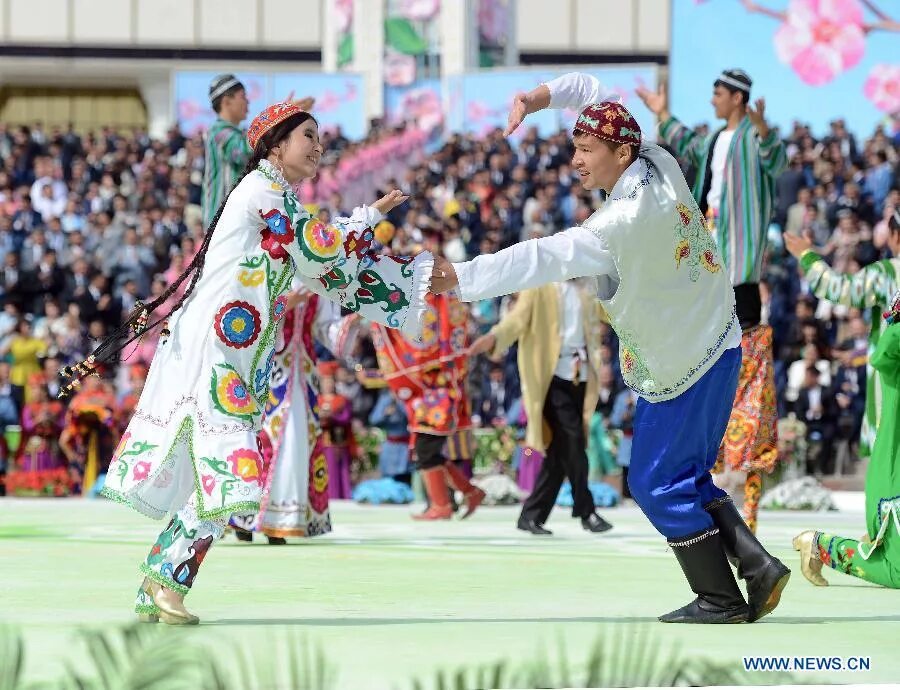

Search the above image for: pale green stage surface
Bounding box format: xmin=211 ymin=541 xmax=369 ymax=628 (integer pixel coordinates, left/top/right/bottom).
xmin=1 ymin=498 xmax=898 ymax=687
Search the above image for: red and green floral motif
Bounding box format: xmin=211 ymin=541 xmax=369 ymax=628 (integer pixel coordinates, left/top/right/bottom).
xmin=674 ymin=201 xmax=722 ymax=281
xmin=210 ymin=362 xmax=259 ymax=422
xmin=319 ymin=265 xmax=352 ymax=292
xmin=343 ymin=228 xmax=375 ymax=261
xmin=146 ymin=514 xmax=199 ymax=567
xmin=350 ymin=270 xmax=409 ymax=314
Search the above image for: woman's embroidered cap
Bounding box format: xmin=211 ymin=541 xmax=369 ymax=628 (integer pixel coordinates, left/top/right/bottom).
xmin=247 ymin=101 xmax=305 ymax=150
xmin=573 ymin=102 xmax=642 ymax=146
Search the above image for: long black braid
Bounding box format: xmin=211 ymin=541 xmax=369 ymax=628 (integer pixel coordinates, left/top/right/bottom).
xmin=59 ymin=111 xmax=317 ymax=397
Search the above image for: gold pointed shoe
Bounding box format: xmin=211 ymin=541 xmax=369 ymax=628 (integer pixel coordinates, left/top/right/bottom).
xmin=148 ymin=580 xmax=201 ymax=625
xmin=792 ymin=531 xmax=828 ymax=587
xmin=136 ymin=577 xmax=159 ymax=623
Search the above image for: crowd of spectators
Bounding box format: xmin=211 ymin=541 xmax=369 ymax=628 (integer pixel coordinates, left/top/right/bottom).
xmin=1 ymin=111 xmax=898 ymax=496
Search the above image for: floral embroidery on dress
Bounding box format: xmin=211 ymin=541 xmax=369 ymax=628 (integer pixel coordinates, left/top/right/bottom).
xmin=674 ymin=201 xmax=722 ymax=281
xmin=300 ymin=217 xmax=343 ymax=263
xmin=239 ymin=269 xmax=266 ymax=287
xmin=209 ymin=363 xmax=259 ymax=422
xmin=272 ymin=295 xmax=288 ymax=321
xmin=226 ymin=448 xmax=264 ymax=486
xmin=343 ymin=228 xmax=375 ymax=261
xmin=214 ymin=301 xmax=262 ymax=349
xmin=615 ymin=331 xmax=652 ymax=392
xmin=348 ymin=270 xmax=409 ymax=314
xmin=259 ymin=208 xmax=296 ymax=262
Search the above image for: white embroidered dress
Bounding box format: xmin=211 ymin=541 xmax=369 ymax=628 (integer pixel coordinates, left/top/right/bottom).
xmin=103 ymin=160 xmax=431 ymax=520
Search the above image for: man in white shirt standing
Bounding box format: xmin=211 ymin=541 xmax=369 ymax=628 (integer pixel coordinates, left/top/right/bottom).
xmin=430 ymin=72 xmax=790 ymax=624
xmin=470 ymin=278 xmax=613 ymax=535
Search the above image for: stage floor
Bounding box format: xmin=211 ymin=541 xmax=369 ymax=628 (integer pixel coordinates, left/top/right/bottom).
xmin=2 ymin=496 xmax=897 ymax=688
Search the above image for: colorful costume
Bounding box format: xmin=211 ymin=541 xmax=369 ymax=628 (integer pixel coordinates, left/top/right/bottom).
xmin=371 ymin=291 xmax=484 ymax=519
xmin=99 ymin=101 xmax=432 ymax=623
xmin=451 ymin=73 xmax=790 ymax=623
xmin=238 ymin=294 xmax=359 ymax=539
xmin=660 ymin=69 xmax=788 ymax=535
xmin=798 ymin=250 xmax=899 ymax=458
xmin=60 ymin=381 xmax=118 ymax=495
xmin=318 ymin=386 xmax=356 ymax=499
xmin=795 ymin=291 xmax=900 ymax=588
xmin=6 ymin=375 xmax=67 ymax=496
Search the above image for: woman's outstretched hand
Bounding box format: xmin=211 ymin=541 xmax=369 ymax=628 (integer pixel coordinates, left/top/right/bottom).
xmin=372 ymin=190 xmax=410 ymax=216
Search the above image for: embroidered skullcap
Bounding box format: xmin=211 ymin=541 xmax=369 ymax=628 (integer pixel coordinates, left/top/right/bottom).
xmin=573 ymin=101 xmax=642 ymax=146
xmin=716 ymin=69 xmax=752 ymax=94
xmin=209 ymin=73 xmax=244 ymax=103
xmin=247 ymin=101 xmax=307 ymax=150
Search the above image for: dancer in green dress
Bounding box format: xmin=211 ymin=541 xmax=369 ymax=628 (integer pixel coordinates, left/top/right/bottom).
xmin=794 ymin=288 xmax=900 ymax=588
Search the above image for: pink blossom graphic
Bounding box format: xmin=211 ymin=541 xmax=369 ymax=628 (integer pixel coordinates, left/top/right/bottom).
xmin=478 ymin=0 xmax=508 ymax=44
xmin=864 ymin=64 xmax=900 ymax=112
xmin=398 ymin=0 xmax=440 ymax=22
xmin=395 ymin=88 xmax=443 ymax=132
xmin=132 ymin=460 xmax=151 ymax=482
xmin=384 ymin=53 xmax=417 ymax=87
xmin=774 ymin=0 xmax=866 ymax=85
xmin=178 ymin=100 xmax=201 ymax=121
xmin=335 ymin=0 xmax=353 ymax=34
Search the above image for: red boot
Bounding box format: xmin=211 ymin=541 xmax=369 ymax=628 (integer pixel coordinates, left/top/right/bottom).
xmin=413 ymin=467 xmax=453 ymax=520
xmin=444 ymin=461 xmax=485 ymax=520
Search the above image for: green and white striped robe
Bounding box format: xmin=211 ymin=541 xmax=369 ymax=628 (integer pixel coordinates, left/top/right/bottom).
xmin=802 ymin=251 xmax=900 ymax=458
xmin=202 ymin=118 xmax=252 ymax=230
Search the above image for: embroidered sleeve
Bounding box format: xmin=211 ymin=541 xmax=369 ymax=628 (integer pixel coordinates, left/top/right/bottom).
xmin=253 ymin=175 xmax=431 ymax=338
xmin=801 ymin=251 xmax=897 ymax=310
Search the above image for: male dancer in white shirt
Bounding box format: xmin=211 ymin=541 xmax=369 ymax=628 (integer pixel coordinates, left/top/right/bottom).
xmin=431 ymin=73 xmax=790 ymax=624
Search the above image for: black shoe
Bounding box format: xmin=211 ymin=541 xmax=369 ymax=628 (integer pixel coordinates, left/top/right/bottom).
xmin=659 ymin=528 xmax=750 ymax=624
xmin=581 ymin=512 xmax=613 ymax=533
xmin=517 ymin=517 xmax=553 ymax=535
xmin=705 ymin=496 xmax=791 ymax=622
xmin=266 ymin=536 xmax=287 ymax=545
xmin=234 ymin=527 xmax=253 ymax=542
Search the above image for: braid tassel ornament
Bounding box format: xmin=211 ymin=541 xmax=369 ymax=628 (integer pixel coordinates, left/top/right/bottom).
xmin=58 ymin=355 xmax=98 ymax=399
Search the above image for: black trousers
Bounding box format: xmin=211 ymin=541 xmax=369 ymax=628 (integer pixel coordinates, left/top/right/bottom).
xmin=519 ymin=376 xmax=595 ymax=523
xmin=414 ymin=433 xmax=446 ymax=470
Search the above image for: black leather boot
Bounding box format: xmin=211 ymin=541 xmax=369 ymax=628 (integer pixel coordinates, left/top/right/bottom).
xmin=705 ymin=496 xmax=791 ymax=622
xmin=659 ymin=528 xmax=750 ymax=624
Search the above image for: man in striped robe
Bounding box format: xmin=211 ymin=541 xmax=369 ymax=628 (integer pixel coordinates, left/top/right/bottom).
xmin=638 ymin=70 xmax=787 ymax=543
xmin=201 ymin=74 xmax=251 ymax=230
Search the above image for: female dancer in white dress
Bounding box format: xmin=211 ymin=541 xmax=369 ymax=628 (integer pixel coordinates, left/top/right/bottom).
xmin=60 ymin=101 xmax=431 ymax=624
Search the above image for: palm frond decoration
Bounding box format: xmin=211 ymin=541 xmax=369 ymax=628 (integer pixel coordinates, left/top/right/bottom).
xmin=0 ymin=624 xmax=24 ymax=690
xmin=407 ymin=626 xmax=798 ymax=689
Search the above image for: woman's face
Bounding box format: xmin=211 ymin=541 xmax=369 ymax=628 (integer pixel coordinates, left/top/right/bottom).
xmin=274 ymin=119 xmax=324 ymax=183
